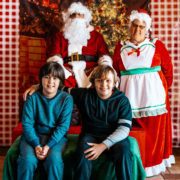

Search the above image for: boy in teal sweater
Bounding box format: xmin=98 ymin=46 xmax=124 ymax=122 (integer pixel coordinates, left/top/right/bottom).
xmin=17 ymin=62 xmax=73 ymax=180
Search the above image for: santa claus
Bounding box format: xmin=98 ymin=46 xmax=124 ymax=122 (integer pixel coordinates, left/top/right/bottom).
xmin=47 ymin=2 xmax=112 ymax=87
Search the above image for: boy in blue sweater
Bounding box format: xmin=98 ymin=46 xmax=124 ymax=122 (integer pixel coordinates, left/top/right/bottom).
xmin=17 ymin=62 xmax=73 ymax=180
xmin=67 ymin=65 xmax=133 ymax=180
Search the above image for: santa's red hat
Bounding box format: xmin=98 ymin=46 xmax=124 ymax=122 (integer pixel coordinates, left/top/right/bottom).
xmin=130 ymin=9 xmax=152 ymax=31
xmin=67 ymin=2 xmax=92 ymax=24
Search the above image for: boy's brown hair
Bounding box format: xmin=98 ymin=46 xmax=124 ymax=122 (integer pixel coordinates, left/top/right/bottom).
xmin=89 ymin=65 xmax=118 ymax=85
xmin=39 ymin=62 xmax=65 ymax=89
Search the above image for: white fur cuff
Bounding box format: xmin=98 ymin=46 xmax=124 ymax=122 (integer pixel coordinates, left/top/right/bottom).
xmin=98 ymin=55 xmax=112 ymax=67
xmin=47 ymin=55 xmax=72 ymax=79
xmin=68 ymin=61 xmax=86 ymax=70
xmin=47 ymin=55 xmax=63 ymax=65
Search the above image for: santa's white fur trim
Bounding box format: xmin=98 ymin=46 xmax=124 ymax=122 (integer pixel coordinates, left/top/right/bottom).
xmin=68 ymin=61 xmax=90 ymax=87
xmin=130 ymin=10 xmax=152 ymax=31
xmin=68 ymin=61 xmax=86 ymax=70
xmin=98 ymin=55 xmax=113 ymax=67
xmin=68 ymin=2 xmax=92 ymax=24
xmin=47 ymin=55 xmax=63 ymax=65
xmin=47 ymin=55 xmax=72 ymax=79
xmin=88 ymin=25 xmax=94 ymax=32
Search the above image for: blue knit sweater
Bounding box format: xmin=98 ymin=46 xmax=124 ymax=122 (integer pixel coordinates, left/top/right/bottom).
xmin=22 ymin=90 xmax=73 ymax=148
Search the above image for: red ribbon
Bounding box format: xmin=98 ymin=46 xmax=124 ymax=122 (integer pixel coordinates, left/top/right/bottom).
xmin=128 ymin=48 xmax=140 ymax=57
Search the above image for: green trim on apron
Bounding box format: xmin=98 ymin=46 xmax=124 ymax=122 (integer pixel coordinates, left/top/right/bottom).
xmin=120 ymin=66 xmax=161 ymax=76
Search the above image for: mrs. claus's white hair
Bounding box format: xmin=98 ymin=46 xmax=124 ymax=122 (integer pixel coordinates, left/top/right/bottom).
xmin=130 ymin=10 xmax=152 ymax=31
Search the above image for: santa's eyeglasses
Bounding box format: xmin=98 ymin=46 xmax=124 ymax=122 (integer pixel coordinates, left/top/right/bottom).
xmin=69 ymin=13 xmax=84 ymax=19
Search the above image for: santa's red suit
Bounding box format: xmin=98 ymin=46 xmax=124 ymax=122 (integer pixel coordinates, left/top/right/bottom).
xmin=47 ymin=29 xmax=110 ymax=87
xmin=113 ymin=38 xmax=174 ymax=176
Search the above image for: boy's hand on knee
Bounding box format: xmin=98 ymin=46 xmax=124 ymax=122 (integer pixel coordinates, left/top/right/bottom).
xmin=42 ymin=145 xmax=50 ymax=157
xmin=35 ymin=145 xmax=46 ymax=160
xmin=35 ymin=146 xmax=42 ymax=154
xmin=84 ymin=143 xmax=107 ymax=160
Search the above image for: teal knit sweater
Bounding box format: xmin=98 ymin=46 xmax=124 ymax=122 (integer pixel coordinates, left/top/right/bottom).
xmin=22 ymin=90 xmax=73 ymax=148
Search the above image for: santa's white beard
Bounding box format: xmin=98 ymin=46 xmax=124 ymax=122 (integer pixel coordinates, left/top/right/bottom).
xmin=64 ymin=18 xmax=90 ymax=55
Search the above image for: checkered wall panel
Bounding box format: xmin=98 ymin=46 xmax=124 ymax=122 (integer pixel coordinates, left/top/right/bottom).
xmin=151 ymin=0 xmax=180 ymax=147
xmin=0 ymin=0 xmax=19 ymax=146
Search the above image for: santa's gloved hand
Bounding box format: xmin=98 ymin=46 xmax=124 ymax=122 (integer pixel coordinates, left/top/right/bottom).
xmin=47 ymin=55 xmax=72 ymax=79
xmin=47 ymin=55 xmax=63 ymax=64
xmin=68 ymin=61 xmax=86 ymax=70
xmin=98 ymin=55 xmax=112 ymax=67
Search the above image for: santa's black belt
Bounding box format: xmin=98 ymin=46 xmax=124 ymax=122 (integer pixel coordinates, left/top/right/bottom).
xmin=64 ymin=54 xmax=98 ymax=63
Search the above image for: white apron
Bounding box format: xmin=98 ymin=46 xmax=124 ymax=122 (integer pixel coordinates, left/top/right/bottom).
xmin=120 ymin=39 xmax=167 ymax=118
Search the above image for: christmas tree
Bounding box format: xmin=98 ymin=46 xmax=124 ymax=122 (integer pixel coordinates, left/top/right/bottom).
xmin=89 ymin=0 xmax=128 ymax=54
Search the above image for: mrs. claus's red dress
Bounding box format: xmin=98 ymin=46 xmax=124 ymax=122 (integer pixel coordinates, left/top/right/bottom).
xmin=113 ymin=38 xmax=175 ymax=176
